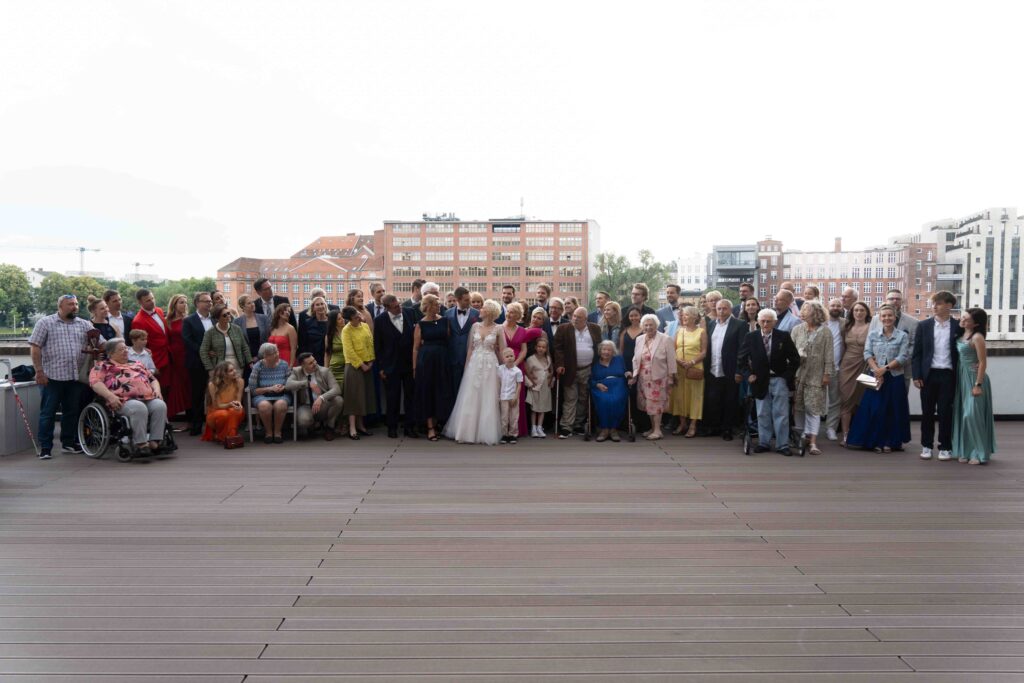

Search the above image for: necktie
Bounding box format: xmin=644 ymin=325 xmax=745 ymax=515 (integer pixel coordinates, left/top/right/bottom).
xmin=307 ymin=375 xmax=315 ymax=404
xmin=763 ymin=334 xmax=770 ymax=355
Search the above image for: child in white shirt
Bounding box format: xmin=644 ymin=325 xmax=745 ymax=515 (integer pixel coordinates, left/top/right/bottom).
xmin=127 ymin=329 xmax=157 ymax=374
xmin=497 ymin=347 xmax=523 ymax=444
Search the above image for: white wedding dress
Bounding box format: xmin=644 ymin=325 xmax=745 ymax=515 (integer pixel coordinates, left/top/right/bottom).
xmin=444 ymin=324 xmax=502 ymax=445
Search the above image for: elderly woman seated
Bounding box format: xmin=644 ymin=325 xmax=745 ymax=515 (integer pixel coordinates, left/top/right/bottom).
xmin=250 ymin=342 xmax=293 ymax=444
xmin=88 ymin=337 xmax=167 ymax=454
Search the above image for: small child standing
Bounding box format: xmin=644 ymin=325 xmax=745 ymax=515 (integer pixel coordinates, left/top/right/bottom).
xmin=497 ymin=347 xmax=523 ymax=444
xmin=127 ymin=329 xmax=157 ymax=374
xmin=524 ymin=337 xmax=553 ymax=438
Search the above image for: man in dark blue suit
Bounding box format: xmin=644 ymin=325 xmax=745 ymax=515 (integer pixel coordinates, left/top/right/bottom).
xmin=181 ymin=291 xmax=215 ymax=435
xmin=737 ymin=308 xmax=801 ymax=456
xmin=703 ymin=298 xmax=746 ymax=440
xmin=444 ymin=286 xmax=480 ymax=396
xmin=496 ymin=285 xmax=516 ymax=324
xmin=587 ymin=291 xmax=610 ymax=324
xmin=374 ymin=294 xmax=417 ymax=438
xmin=912 ymin=290 xmax=961 ymax=461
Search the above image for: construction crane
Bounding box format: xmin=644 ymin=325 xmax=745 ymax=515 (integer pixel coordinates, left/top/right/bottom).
xmin=130 ymin=262 xmax=155 ymax=283
xmin=3 ymin=245 xmax=100 ymax=275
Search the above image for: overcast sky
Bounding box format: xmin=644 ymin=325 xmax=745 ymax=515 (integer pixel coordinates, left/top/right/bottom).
xmin=1 ymin=0 xmax=1022 ymax=280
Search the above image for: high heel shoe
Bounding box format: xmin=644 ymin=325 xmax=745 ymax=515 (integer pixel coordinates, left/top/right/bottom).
xmin=348 ymin=432 xmax=360 ymax=441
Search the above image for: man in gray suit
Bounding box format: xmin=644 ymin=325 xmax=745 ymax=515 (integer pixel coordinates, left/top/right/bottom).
xmin=869 ymin=288 xmax=919 ymax=393
xmin=285 ymin=352 xmax=344 ymax=440
xmin=656 ymin=284 xmax=680 ymax=331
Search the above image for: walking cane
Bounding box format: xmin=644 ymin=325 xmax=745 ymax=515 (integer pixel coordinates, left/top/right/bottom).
xmin=627 ymin=390 xmax=636 ymax=442
xmin=554 ymin=376 xmax=560 ymax=436
xmin=583 ymin=390 xmax=592 ymax=442
xmin=1 ymin=360 xmax=40 ymax=456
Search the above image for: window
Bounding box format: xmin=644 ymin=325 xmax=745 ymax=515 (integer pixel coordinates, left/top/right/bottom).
xmin=460 ymin=251 xmax=486 ymax=261
xmin=915 ymin=278 xmax=922 ymax=285
xmin=770 ymin=285 xmax=778 ymax=295
xmin=425 ymin=224 xmax=453 ymax=233
xmin=760 ymin=258 xmax=768 ymax=269
xmin=526 ymin=237 xmax=553 ymax=247
xmin=392 ymin=266 xmax=418 ymax=277
xmin=864 ymin=282 xmax=872 ymax=294
xmin=424 ymin=252 xmax=454 ymax=261
xmin=926 ymin=266 xmax=933 ymax=277
xmin=759 ymin=287 xmax=767 ymax=298
xmin=887 ymin=267 xmax=896 ymax=279
xmin=292 ymin=284 xmax=300 ymax=294
xmin=425 ymin=237 xmax=453 ymax=247
xmin=393 ymin=237 xmax=420 ymax=247
xmin=888 ymin=251 xmax=897 ymax=263
xmin=492 ymin=237 xmax=520 ymax=247
xmin=558 ymin=222 xmax=584 ymax=232
xmin=397 ymin=251 xmax=420 ymax=262
xmin=492 ymin=225 xmax=521 ymax=233
xmin=223 ymin=283 xmax=231 ymax=293
xmin=770 ymin=256 xmax=778 ymax=266
xmin=561 ymin=251 xmax=582 ymax=262
xmin=425 ymin=266 xmax=453 ymax=278
xmin=770 ymin=271 xmax=777 ymax=280
xmin=851 ymin=267 xmax=860 ymax=278
xmin=876 ymin=253 xmax=884 ymax=263
xmin=392 ymin=223 xmax=420 ymax=234
xmin=325 ymin=283 xmax=332 ymax=293
xmin=492 ymin=266 xmax=521 ymax=278
xmin=559 ymin=237 xmax=583 ymax=247
xmin=526 ymin=223 xmax=554 ymax=232
xmin=530 ymin=252 xmax=554 ymax=261
xmin=526 ymin=266 xmax=553 ymax=277
xmin=459 ymin=236 xmax=487 ymax=247
xmin=493 ymin=251 xmax=520 ymax=261
xmin=559 ymin=266 xmax=583 ymax=278
xmin=875 ymin=267 xmax=884 ymax=279
xmin=828 ymin=282 xmax=836 ymax=294
xmin=460 ymin=266 xmax=487 ymax=277
xmin=926 ymin=282 xmax=932 ymax=292
xmin=460 ymin=223 xmax=487 ymax=233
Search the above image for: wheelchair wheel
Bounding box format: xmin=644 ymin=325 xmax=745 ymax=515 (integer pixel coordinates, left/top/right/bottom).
xmin=78 ymin=403 xmax=111 ymax=459
xmin=162 ymin=425 xmax=178 ymax=453
xmin=116 ymin=443 xmax=134 ymax=463
xmin=743 ymin=430 xmax=752 ymax=455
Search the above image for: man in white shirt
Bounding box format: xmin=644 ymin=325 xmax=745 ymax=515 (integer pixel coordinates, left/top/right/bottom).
xmin=703 ymin=299 xmax=745 ymax=440
xmin=182 ymin=292 xmax=215 ymax=435
xmin=824 ymin=298 xmax=846 ymax=441
xmin=103 ymin=290 xmax=133 ymax=338
xmin=774 ymin=290 xmax=800 ymax=333
xmin=911 ymin=291 xmax=961 ymax=461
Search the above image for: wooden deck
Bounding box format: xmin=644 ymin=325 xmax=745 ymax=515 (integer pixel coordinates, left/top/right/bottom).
xmin=0 ymin=422 xmax=1021 ymax=681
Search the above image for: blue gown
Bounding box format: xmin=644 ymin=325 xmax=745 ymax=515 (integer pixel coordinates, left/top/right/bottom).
xmin=414 ymin=319 xmax=452 ymax=424
xmin=846 ymin=371 xmax=911 ymax=450
xmin=590 ymin=355 xmax=628 ymax=430
xmin=951 ymin=337 xmax=995 ymax=462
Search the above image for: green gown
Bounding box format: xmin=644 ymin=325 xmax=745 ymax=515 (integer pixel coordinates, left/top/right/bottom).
xmin=951 ymin=337 xmax=995 ymax=463
xmin=328 ymin=333 xmax=346 ymax=392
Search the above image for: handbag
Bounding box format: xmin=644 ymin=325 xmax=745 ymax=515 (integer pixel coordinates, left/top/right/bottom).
xmin=223 ymin=434 xmax=245 ymax=449
xmin=681 ymin=329 xmax=703 ymax=380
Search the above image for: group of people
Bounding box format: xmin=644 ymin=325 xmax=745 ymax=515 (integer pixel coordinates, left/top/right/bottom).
xmin=24 ymin=276 xmax=996 ymax=463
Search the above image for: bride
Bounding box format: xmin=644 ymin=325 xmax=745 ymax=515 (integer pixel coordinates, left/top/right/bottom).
xmin=444 ymin=299 xmax=506 ymax=444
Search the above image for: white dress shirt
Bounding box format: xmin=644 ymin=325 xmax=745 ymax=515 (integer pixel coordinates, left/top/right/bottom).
xmin=498 ymin=364 xmax=523 ymax=400
xmin=710 ymin=320 xmax=728 ymax=378
xmin=143 ymin=308 xmax=165 ymax=333
xmin=390 ymin=312 xmax=404 ymax=334
xmin=574 ymin=327 xmax=594 ymax=367
xmin=932 ymin=317 xmax=953 ymax=369
xmin=198 ymin=313 xmax=213 ymax=332
xmin=108 ymin=313 xmax=126 ymax=337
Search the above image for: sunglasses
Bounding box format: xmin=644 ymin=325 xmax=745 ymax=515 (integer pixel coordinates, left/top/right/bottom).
xmin=60 ymin=294 xmax=77 ymax=301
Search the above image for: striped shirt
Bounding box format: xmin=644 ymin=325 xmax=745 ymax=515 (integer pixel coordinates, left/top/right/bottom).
xmin=28 ymin=314 xmax=94 ymax=381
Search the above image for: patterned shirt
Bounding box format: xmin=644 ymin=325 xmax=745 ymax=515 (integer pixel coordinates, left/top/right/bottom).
xmin=250 ymin=359 xmax=291 ymax=397
xmin=28 ymin=314 xmax=94 ymax=381
xmin=88 ymin=361 xmax=157 ymax=400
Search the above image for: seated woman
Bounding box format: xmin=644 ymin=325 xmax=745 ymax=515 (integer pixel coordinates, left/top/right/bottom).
xmin=202 ymin=361 xmax=245 ymax=443
xmin=590 ymin=340 xmax=629 ymax=442
xmin=88 ymin=337 xmax=167 ymax=454
xmin=250 ymin=342 xmax=293 ymax=444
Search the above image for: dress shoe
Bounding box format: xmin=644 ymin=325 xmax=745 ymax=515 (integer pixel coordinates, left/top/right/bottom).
xmin=356 ymin=428 xmax=372 ymax=437
xmin=404 ymin=429 xmax=419 ymax=438
xmin=778 ymin=447 xmax=792 ymax=457
xmin=387 ymin=429 xmax=398 ymax=438
xmin=323 ymin=428 xmax=336 ymax=441
xmin=348 ymin=432 xmax=360 ymax=441
xmin=753 ymin=445 xmax=770 ymax=453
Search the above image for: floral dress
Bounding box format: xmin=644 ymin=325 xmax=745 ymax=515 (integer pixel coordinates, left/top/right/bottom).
xmin=637 ymin=337 xmax=668 ymax=415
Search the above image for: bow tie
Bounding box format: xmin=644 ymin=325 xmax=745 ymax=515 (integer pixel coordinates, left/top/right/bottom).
xmin=458 ymin=309 xmax=467 ymax=315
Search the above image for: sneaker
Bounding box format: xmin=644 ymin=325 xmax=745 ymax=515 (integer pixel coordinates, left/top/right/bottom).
xmin=499 ymin=436 xmax=509 ymax=444
xmin=536 ymin=427 xmax=546 ymax=438
xmin=753 ymin=445 xmax=770 ymax=453
xmin=937 ymin=450 xmax=952 ymax=461
xmin=38 ymin=449 xmax=52 ymax=460
xmin=61 ymin=444 xmax=83 ymax=454
xmin=920 ymin=447 xmax=933 ymax=460
xmin=509 ymin=438 xmax=518 ymax=444
xmin=826 ymin=429 xmax=838 ymax=442
xmin=558 ymin=429 xmax=571 ymax=439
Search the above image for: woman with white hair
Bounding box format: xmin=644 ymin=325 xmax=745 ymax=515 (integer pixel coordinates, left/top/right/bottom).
xmin=791 ymin=301 xmax=835 ymax=455
xmin=88 ymin=337 xmax=167 ymax=454
xmin=590 ymin=339 xmax=629 ymax=442
xmin=250 ymin=342 xmax=292 ymax=444
xmin=444 ymin=299 xmax=507 ymax=444
xmin=628 ymin=314 xmax=676 ymax=440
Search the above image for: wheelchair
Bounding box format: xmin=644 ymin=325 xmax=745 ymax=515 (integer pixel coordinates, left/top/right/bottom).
xmin=77 ymin=399 xmax=178 ymax=462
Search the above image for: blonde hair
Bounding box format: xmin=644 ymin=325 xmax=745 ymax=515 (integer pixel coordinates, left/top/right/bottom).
xmin=505 ymin=301 xmax=524 ymax=321
xmin=680 ymin=305 xmax=700 ymax=325
xmin=602 ymin=301 xmax=621 ymax=325
xmin=469 ymin=291 xmax=485 ymax=307
xmin=480 ymin=299 xmax=501 ymax=321
xmin=166 ymin=294 xmax=188 ymax=322
xmin=420 ymin=293 xmax=439 ymax=315
xmin=800 ymin=300 xmax=826 ymax=326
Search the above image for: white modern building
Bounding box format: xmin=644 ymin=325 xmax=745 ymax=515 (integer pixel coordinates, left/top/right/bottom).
xmin=675 ymin=252 xmax=708 ymax=292
xmin=923 ymin=207 xmax=1023 ymax=340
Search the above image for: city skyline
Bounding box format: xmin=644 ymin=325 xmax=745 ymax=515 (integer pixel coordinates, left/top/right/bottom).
xmin=4 ymin=2 xmax=1024 ymax=279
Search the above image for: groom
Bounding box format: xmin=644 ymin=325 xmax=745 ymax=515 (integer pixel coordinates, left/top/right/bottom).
xmin=445 ymin=287 xmax=480 ymax=398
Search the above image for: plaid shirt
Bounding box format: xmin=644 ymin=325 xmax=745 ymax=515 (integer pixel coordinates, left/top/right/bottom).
xmin=28 ymin=313 xmax=94 ymax=381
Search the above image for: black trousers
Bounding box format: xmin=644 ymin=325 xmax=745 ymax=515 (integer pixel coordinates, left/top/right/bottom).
xmin=187 ymin=364 xmax=208 ymax=427
xmin=703 ymin=375 xmax=738 ymax=434
xmin=920 ymin=368 xmax=955 ymax=450
xmin=383 ymin=369 xmax=415 ymax=431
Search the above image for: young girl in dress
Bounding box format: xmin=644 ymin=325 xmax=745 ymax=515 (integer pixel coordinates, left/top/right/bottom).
xmin=524 ymin=336 xmax=553 ymax=438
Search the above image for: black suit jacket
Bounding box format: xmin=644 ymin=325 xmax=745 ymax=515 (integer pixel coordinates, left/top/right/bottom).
xmin=374 ymin=309 xmax=416 ymax=375
xmin=181 ymin=312 xmax=209 ymax=370
xmin=254 ymin=295 xmax=297 ymax=328
xmin=738 ymin=328 xmax=801 ymax=399
xmin=911 ymin=316 xmax=961 ymax=382
xmin=705 ymin=316 xmax=745 ymax=379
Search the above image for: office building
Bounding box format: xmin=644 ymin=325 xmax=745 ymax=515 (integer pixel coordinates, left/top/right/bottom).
xmin=708 ymin=244 xmax=757 ymax=292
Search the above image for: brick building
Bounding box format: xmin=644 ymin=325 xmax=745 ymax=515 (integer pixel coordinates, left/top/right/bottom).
xmin=381 ymin=217 xmax=601 ymax=304
xmin=754 ymin=237 xmax=938 ymax=319
xmin=216 ymin=234 xmax=385 ymax=312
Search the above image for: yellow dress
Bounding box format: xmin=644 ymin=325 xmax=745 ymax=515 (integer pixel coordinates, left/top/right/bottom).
xmin=670 ymin=327 xmax=704 ymax=420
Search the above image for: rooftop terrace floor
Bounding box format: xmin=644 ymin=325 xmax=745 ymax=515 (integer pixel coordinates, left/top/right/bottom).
xmin=0 ymin=423 xmax=1022 ymax=681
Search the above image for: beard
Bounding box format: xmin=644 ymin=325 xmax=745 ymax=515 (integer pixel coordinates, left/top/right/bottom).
xmin=829 ymin=310 xmax=842 ymax=319
xmin=62 ymin=310 xmax=77 ymax=320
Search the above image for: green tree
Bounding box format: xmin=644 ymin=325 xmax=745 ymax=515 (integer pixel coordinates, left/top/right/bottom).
xmin=146 ymin=277 xmax=216 ymax=313
xmin=0 ymin=264 xmax=34 ymax=327
xmin=35 ymin=274 xmax=106 ymax=317
xmin=589 ymin=250 xmax=675 ymax=309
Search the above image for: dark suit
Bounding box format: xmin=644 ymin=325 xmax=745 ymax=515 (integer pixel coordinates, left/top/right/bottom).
xmin=738 ymin=327 xmax=800 ymax=450
xmin=366 ymin=300 xmax=385 ymax=320
xmin=552 ymin=322 xmax=602 ymax=431
xmin=181 ymin=312 xmax=212 ymax=429
xmin=912 ymin=316 xmax=961 ymax=451
xmin=587 ymin=308 xmax=602 ymax=324
xmin=444 ymin=307 xmax=480 ymax=395
xmin=254 ymin=295 xmax=297 ymax=328
xmin=655 ymin=304 xmax=675 ymax=332
xmin=374 ymin=308 xmax=416 ymax=432
xmin=703 ymin=316 xmax=745 ymax=434
xmin=297 ymin=304 xmax=339 ymax=353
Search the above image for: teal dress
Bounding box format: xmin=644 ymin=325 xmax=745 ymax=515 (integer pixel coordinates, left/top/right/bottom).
xmin=951 ymin=337 xmax=996 ymax=463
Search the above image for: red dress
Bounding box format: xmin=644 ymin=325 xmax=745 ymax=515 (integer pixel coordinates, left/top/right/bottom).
xmin=165 ymin=317 xmax=191 ymax=418
xmin=503 ymin=324 xmax=544 ymax=436
xmin=268 ymin=334 xmax=292 ymax=366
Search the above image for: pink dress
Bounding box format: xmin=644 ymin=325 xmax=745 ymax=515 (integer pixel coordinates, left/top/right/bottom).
xmin=638 ymin=341 xmax=669 ymax=415
xmin=503 ymin=324 xmax=544 ymax=436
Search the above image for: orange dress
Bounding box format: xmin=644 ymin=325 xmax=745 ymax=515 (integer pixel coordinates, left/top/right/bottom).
xmin=202 ymin=381 xmax=244 ymax=443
